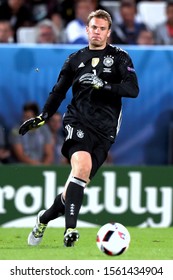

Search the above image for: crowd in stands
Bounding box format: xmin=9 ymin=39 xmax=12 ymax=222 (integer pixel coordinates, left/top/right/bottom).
xmin=0 ymin=0 xmax=172 ymax=45
xmin=0 ymin=0 xmax=172 ymax=165
xmin=0 ymin=102 xmax=68 ymax=165
xmin=0 ymin=101 xmax=113 ymax=165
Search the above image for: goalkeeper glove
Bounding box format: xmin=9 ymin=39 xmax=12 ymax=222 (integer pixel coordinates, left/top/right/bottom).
xmin=79 ymin=73 xmax=108 ymax=90
xmin=19 ymin=114 xmax=46 ymax=135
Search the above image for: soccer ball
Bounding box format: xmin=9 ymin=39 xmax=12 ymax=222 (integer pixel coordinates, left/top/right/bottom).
xmin=96 ymin=222 xmax=130 ymax=256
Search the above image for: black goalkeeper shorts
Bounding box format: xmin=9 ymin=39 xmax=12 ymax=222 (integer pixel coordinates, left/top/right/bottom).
xmin=61 ymin=123 xmax=112 ymax=179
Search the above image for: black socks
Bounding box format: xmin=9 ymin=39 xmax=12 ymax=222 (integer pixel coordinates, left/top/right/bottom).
xmin=40 ymin=177 xmax=86 ymax=229
xmin=40 ymin=193 xmax=65 ymax=224
xmin=65 ymin=177 xmax=86 ymax=229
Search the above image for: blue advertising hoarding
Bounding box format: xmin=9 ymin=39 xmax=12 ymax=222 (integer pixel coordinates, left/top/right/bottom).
xmin=0 ymin=45 xmax=173 ymax=165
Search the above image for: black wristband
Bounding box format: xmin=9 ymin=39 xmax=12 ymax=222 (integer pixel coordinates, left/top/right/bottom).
xmin=104 ymin=83 xmax=112 ymax=91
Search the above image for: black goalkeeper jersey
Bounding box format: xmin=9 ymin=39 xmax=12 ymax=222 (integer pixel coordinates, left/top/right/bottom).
xmin=42 ymin=44 xmax=139 ymax=142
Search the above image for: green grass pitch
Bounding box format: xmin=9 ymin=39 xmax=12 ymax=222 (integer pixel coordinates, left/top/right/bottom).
xmin=0 ymin=227 xmax=173 ymax=260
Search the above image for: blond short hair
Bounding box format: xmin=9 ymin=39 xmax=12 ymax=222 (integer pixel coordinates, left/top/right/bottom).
xmin=87 ymin=9 xmax=112 ymax=29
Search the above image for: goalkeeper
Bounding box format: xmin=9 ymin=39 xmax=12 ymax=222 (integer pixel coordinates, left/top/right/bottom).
xmin=19 ymin=9 xmax=139 ymax=247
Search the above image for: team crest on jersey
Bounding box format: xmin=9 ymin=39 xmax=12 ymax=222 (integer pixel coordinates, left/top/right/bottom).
xmin=77 ymin=129 xmax=84 ymax=139
xmin=91 ymin=58 xmax=100 ymax=67
xmin=103 ymin=55 xmax=114 ymax=67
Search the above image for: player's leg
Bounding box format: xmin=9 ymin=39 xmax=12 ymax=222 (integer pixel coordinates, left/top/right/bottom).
xmin=63 ymin=150 xmax=92 ymax=246
xmin=27 ymin=194 xmax=65 ymax=246
xmin=27 ymin=148 xmax=91 ymax=247
xmin=27 ymin=171 xmax=73 ymax=246
xmin=89 ymin=137 xmax=112 ymax=179
xmin=40 ymin=170 xmax=73 ymax=224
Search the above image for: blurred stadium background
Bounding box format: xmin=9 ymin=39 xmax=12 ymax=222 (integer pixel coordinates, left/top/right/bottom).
xmin=0 ymin=1 xmax=173 ymax=230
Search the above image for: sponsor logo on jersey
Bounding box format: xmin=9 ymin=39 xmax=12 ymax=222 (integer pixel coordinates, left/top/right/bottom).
xmin=103 ymin=56 xmax=114 ymax=67
xmin=77 ymin=129 xmax=84 ymax=138
xmin=91 ymin=58 xmax=100 ymax=67
xmin=103 ymin=68 xmax=111 ymax=73
xmin=78 ymin=62 xmax=85 ymax=68
xmin=65 ymin=124 xmax=73 ymax=140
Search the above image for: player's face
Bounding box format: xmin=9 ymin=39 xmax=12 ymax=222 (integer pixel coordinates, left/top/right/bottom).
xmin=86 ymin=17 xmax=111 ymax=49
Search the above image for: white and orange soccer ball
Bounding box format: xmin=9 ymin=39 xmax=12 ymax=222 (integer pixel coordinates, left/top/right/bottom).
xmin=96 ymin=222 xmax=130 ymax=256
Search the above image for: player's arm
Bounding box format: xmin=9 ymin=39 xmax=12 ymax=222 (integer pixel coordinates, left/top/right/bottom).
xmin=110 ymin=51 xmax=139 ymax=98
xmin=43 ymin=55 xmax=74 ymax=119
xmin=41 ymin=71 xmax=72 ymax=120
xmin=79 ymin=52 xmax=139 ymax=98
xmin=19 ymin=57 xmax=73 ymax=136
